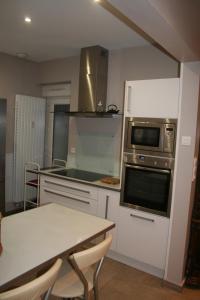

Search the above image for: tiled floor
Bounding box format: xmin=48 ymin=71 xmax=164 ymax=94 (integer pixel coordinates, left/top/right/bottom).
xmin=50 ymin=257 xmax=200 ymax=300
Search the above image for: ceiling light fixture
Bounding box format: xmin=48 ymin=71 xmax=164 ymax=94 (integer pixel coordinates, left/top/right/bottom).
xmin=24 ymin=16 xmax=31 ymax=23
xmin=94 ymin=0 xmax=101 ymax=2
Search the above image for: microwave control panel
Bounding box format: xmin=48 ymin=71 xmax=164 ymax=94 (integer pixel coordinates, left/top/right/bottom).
xmin=163 ymin=124 xmax=176 ymax=153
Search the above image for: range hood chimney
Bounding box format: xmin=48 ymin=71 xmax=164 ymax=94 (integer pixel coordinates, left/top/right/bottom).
xmin=78 ymin=45 xmax=108 ymax=112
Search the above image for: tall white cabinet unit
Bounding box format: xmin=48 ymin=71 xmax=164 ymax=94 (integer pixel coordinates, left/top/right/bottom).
xmin=124 ymin=78 xmax=180 ymax=118
xmin=120 ymin=77 xmax=180 ymax=277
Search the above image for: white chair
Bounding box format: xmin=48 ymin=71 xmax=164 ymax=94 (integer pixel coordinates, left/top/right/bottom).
xmin=52 ymin=235 xmax=112 ymax=300
xmin=0 ymin=258 xmax=62 ymax=300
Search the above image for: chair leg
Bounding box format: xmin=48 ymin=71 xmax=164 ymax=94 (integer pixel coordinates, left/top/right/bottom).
xmin=93 ymin=285 xmax=99 ymax=300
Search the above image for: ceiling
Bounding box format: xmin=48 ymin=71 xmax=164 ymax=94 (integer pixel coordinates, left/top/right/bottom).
xmin=106 ymin=0 xmax=200 ymax=62
xmin=0 ymin=0 xmax=149 ymax=62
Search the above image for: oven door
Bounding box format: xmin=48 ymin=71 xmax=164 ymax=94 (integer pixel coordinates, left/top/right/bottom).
xmin=126 ymin=121 xmax=164 ymax=153
xmin=121 ymin=163 xmax=172 ymax=217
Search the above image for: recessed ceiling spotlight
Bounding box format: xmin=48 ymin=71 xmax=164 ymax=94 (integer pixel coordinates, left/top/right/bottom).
xmin=24 ymin=16 xmax=31 ymax=23
xmin=94 ymin=0 xmax=101 ymax=2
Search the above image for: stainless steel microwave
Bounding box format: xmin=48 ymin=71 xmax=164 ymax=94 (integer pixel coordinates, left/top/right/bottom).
xmin=124 ymin=117 xmax=177 ymax=157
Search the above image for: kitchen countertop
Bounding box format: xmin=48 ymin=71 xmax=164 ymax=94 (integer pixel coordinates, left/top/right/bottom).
xmin=39 ymin=168 xmax=121 ymax=192
xmin=0 ymin=204 xmax=114 ymax=290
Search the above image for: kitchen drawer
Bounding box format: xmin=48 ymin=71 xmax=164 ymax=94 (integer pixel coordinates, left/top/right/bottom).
xmin=40 ymin=186 xmax=98 ymax=215
xmin=117 ymin=207 xmax=169 ymax=270
xmin=40 ymin=175 xmax=98 ymax=200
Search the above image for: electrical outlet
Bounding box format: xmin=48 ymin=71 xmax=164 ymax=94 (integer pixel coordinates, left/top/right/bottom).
xmin=71 ymin=147 xmax=76 ymax=154
xmin=181 ymin=136 xmax=191 ymax=146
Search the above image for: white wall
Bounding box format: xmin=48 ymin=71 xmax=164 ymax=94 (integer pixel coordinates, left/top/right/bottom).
xmin=165 ymin=62 xmax=200 ymax=286
xmin=0 ymin=52 xmax=41 ymax=153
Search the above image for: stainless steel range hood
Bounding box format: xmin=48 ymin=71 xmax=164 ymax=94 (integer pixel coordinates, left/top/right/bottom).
xmin=78 ymin=45 xmax=108 ymax=112
xmin=65 ymin=45 xmax=122 ymax=118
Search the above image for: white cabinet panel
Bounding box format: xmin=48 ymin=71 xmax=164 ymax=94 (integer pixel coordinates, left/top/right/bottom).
xmin=97 ymin=189 xmax=120 ymax=251
xmin=124 ymin=78 xmax=179 ymax=118
xmin=40 ymin=186 xmax=97 ymax=216
xmin=40 ymin=175 xmax=98 ymax=200
xmin=117 ymin=207 xmax=169 ymax=270
xmin=40 ymin=175 xmax=98 ymax=215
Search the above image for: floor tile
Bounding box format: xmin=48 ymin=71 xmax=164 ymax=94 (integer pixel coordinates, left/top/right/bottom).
xmin=49 ymin=257 xmax=200 ymax=300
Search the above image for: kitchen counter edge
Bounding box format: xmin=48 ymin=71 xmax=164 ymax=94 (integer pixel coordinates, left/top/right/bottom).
xmin=39 ymin=170 xmax=121 ymax=192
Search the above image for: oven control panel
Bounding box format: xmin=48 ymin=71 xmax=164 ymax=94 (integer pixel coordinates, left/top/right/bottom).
xmin=124 ymin=153 xmax=174 ymax=170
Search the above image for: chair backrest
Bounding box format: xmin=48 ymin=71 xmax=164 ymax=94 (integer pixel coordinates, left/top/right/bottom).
xmin=0 ymin=258 xmax=62 ymax=300
xmin=70 ymin=234 xmax=112 ymax=270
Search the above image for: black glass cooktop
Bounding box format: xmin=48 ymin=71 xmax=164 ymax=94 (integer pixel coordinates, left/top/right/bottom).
xmin=50 ymin=168 xmax=108 ymax=182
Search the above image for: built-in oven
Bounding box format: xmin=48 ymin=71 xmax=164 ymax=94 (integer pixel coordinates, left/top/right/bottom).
xmin=125 ymin=117 xmax=177 ymax=157
xmin=121 ymin=153 xmax=174 ymax=217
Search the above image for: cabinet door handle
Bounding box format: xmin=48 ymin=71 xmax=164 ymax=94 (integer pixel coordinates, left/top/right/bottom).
xmin=125 ymin=164 xmax=170 ymax=174
xmin=44 ymin=180 xmax=90 ymax=194
xmin=105 ymin=195 xmax=109 ymax=219
xmin=130 ymin=214 xmax=155 ymax=223
xmin=127 ymin=86 xmax=132 ymax=113
xmin=44 ymin=188 xmax=90 ymax=205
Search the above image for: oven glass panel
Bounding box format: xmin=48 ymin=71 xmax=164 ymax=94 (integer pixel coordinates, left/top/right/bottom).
xmin=131 ymin=126 xmax=160 ymax=147
xmin=123 ymin=166 xmax=170 ymax=214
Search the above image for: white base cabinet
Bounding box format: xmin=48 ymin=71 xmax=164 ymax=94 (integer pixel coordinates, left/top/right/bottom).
xmin=40 ymin=175 xmax=120 ymax=252
xmin=117 ymin=206 xmax=169 ymax=270
xmin=40 ymin=175 xmax=98 ymax=216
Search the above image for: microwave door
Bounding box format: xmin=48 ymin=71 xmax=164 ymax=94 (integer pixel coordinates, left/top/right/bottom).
xmin=127 ymin=121 xmax=164 ymax=152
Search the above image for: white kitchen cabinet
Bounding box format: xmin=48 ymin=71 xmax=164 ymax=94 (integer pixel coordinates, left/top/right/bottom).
xmin=40 ymin=175 xmax=98 ymax=199
xmin=124 ymin=78 xmax=180 ymax=118
xmin=97 ymin=188 xmax=120 ymax=251
xmin=117 ymin=206 xmax=169 ymax=270
xmin=40 ymin=175 xmax=98 ymax=215
xmin=40 ymin=174 xmax=170 ymax=272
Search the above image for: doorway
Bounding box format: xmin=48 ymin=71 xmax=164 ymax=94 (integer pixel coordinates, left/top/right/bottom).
xmin=52 ymin=104 xmax=70 ymax=162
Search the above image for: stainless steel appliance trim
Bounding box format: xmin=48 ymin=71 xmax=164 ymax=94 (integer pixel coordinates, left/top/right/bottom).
xmin=125 ymin=164 xmax=171 ymax=174
xmin=130 ymin=213 xmax=155 ymax=222
xmin=126 ymin=117 xmax=177 ymax=124
xmin=124 ymin=117 xmax=177 ymax=158
xmin=43 ymin=188 xmax=90 ymax=205
xmin=44 ymin=179 xmax=90 ymax=194
xmin=105 ymin=195 xmax=109 ymax=219
xmin=124 ymin=153 xmax=175 ymax=169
